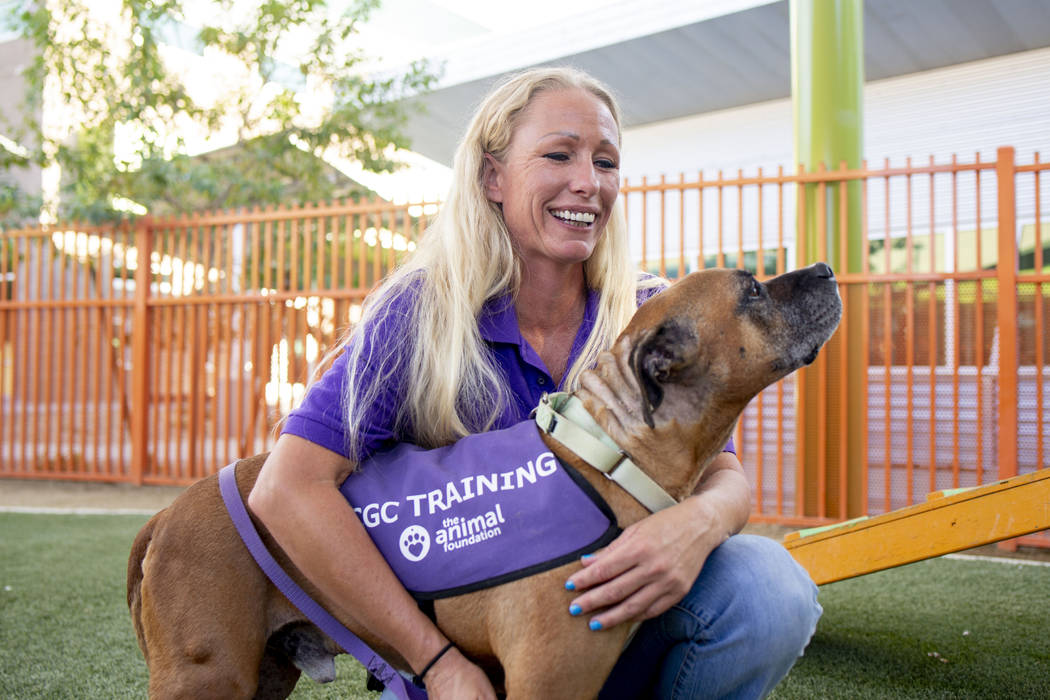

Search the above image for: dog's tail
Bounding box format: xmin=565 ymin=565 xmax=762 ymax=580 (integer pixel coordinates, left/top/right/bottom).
xmin=126 ymin=512 xmax=161 ymax=660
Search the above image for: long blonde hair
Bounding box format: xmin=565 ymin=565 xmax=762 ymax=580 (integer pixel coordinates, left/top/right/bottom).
xmin=340 ymin=66 xmax=656 ymax=460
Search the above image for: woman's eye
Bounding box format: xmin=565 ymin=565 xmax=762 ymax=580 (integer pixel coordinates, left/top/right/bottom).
xmin=544 ymin=153 xmax=570 ymax=162
xmin=595 ymin=158 xmax=618 ymax=169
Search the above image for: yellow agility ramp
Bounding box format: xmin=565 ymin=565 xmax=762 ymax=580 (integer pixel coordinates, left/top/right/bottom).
xmin=783 ymin=468 xmax=1050 ymax=585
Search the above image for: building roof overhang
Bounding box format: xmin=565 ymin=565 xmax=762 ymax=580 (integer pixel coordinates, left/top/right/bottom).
xmin=392 ymin=0 xmax=1050 ymax=165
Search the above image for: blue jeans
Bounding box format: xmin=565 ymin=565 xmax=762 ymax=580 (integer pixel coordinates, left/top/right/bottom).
xmin=598 ymin=534 xmax=822 ymax=700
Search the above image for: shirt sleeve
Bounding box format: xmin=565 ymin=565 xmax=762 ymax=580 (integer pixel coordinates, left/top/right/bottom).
xmin=636 ymin=272 xmax=670 ymax=306
xmin=281 ymin=347 xmax=353 ymax=457
xmin=281 ymin=282 xmax=417 ymax=460
xmin=722 ymin=436 xmax=736 ymax=455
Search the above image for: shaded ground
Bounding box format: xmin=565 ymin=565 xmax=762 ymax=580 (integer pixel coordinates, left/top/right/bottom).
xmin=0 ymin=478 xmax=185 ymax=513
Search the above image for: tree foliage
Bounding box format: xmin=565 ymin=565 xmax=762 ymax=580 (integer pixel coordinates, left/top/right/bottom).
xmin=2 ymin=0 xmax=435 ymax=222
xmin=0 ymin=142 xmax=40 ymax=228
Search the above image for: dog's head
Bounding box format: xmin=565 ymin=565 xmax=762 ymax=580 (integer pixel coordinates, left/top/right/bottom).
xmin=623 ymin=263 xmax=842 ymax=428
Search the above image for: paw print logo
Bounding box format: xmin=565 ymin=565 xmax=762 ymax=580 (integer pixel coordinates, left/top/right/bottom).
xmin=399 ymin=525 xmax=430 ymax=562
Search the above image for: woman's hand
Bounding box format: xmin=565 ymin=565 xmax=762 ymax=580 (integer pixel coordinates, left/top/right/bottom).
xmin=422 ymin=647 xmax=499 ymax=700
xmin=564 ymin=453 xmax=750 ymax=630
xmin=563 ymin=497 xmax=719 ymax=630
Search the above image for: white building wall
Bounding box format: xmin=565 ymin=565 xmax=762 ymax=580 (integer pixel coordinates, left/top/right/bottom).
xmin=622 ymin=45 xmax=1050 ymax=181
xmin=620 ymin=46 xmax=1050 ymax=270
xmin=623 ymin=97 xmax=793 ymax=183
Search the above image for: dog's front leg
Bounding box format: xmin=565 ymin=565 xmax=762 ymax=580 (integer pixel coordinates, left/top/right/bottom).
xmin=498 ymin=626 xmax=627 ymax=700
xmin=482 ymin=570 xmax=629 ymax=700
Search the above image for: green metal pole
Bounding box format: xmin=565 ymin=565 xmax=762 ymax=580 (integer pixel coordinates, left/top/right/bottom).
xmin=791 ymin=0 xmax=867 ymax=519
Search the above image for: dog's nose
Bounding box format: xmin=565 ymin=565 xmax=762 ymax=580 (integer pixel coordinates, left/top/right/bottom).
xmin=813 ymin=262 xmax=834 ymax=279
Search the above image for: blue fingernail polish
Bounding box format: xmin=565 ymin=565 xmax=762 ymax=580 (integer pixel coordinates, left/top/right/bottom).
xmin=590 ymin=620 xmax=603 ymax=631
xmin=581 ymin=554 xmax=595 ymax=561
xmin=569 ymin=604 xmax=582 ymax=616
xmin=565 ymin=580 xmax=576 ymax=591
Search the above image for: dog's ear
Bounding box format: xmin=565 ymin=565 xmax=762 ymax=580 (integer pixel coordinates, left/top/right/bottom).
xmin=629 ymin=318 xmax=698 ymax=428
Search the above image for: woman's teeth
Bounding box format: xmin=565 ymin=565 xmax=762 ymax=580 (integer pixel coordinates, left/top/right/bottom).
xmin=551 ymin=210 xmax=596 ymax=225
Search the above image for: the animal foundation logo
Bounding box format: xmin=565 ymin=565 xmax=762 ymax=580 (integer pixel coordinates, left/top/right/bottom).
xmin=353 ymin=450 xmax=559 ymax=564
xmin=432 ymin=506 xmax=506 ymax=553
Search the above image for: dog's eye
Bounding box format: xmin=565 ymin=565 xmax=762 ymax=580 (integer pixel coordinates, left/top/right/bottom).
xmin=748 ymin=279 xmax=763 ymax=299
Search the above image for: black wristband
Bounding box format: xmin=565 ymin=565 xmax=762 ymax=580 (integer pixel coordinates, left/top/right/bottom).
xmin=412 ymin=641 xmax=455 ymax=688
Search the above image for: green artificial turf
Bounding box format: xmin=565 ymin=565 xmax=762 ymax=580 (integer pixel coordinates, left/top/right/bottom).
xmin=0 ymin=512 xmax=377 ymax=699
xmin=1 ymin=512 xmax=154 ymax=697
xmin=2 ymin=511 xmax=1048 ymax=698
xmin=771 ymin=557 xmax=1050 ymax=699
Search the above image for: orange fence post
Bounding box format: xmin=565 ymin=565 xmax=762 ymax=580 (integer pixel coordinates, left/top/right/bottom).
xmin=130 ymin=218 xmax=153 ymax=485
xmin=995 ymin=146 xmax=1019 ymax=482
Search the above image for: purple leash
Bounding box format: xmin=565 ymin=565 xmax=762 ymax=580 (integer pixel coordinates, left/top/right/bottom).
xmin=218 ymin=463 xmax=427 ymax=700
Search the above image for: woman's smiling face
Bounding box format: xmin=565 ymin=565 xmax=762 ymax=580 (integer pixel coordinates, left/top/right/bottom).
xmin=483 ymin=87 xmax=621 ymax=272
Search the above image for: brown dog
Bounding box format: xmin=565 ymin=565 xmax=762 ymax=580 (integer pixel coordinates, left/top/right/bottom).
xmin=127 ymin=263 xmax=841 ymax=699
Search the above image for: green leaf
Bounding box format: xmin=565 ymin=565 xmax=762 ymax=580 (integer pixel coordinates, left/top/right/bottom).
xmin=4 ymin=0 xmax=435 ymax=222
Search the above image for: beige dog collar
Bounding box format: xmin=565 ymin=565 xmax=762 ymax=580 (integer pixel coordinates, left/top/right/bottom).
xmin=533 ymin=392 xmax=677 ymax=513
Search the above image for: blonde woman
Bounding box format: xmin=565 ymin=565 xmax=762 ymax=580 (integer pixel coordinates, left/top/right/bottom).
xmin=250 ymin=67 xmax=820 ymax=699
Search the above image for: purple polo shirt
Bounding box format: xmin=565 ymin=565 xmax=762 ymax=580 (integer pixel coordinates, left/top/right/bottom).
xmin=282 ymin=281 xmax=734 ymax=459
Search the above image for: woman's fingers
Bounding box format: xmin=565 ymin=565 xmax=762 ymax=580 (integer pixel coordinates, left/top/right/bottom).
xmin=565 ymin=504 xmax=712 ymax=630
xmin=567 ymin=557 xmax=684 ymax=630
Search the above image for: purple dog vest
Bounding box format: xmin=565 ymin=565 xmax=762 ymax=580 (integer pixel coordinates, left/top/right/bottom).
xmin=339 ymin=420 xmax=619 ymax=599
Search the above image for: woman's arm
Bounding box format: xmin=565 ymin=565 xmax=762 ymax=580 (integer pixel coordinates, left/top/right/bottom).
xmin=563 ymin=452 xmax=750 ymax=630
xmin=248 ymin=433 xmax=496 ymax=699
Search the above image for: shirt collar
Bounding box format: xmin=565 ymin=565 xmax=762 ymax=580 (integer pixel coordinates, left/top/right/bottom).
xmin=478 ymin=288 xmax=600 ymax=345
xmin=477 ymin=292 xmax=519 ymax=343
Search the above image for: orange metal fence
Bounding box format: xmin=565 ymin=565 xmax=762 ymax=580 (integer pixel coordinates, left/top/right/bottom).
xmin=621 ymin=146 xmax=1048 ymax=543
xmin=0 ymin=199 xmax=439 ymax=485
xmin=1 ymin=148 xmax=1046 ymax=541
